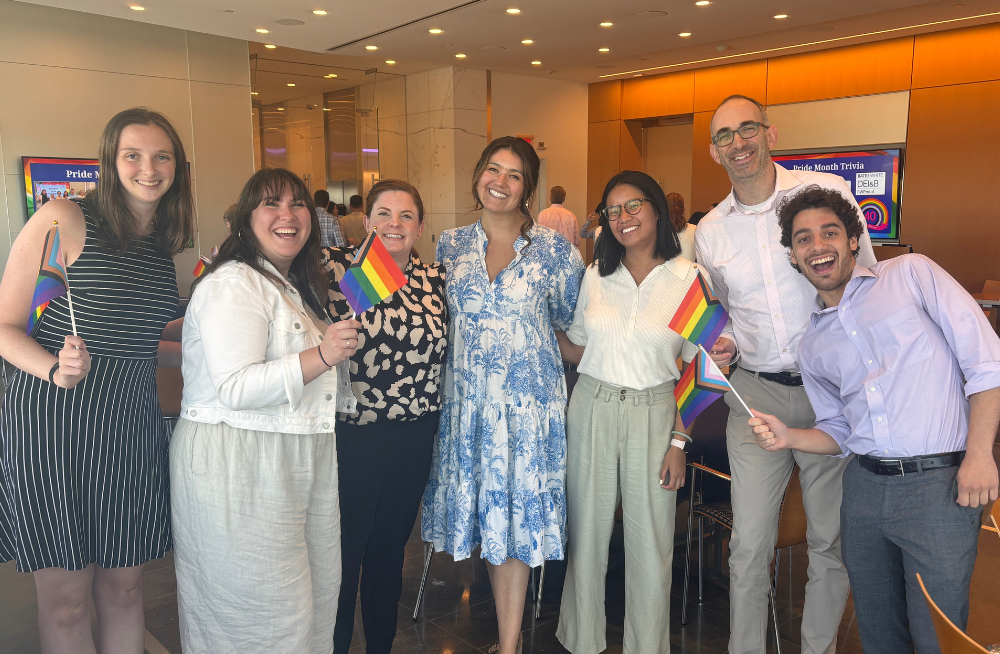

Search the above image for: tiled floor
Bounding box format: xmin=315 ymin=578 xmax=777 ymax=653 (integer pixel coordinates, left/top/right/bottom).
xmin=2 ymin=448 xmax=999 ymax=653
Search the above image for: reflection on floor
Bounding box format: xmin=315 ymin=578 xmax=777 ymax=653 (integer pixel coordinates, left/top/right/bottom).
xmin=1 ymin=461 xmax=999 ymax=653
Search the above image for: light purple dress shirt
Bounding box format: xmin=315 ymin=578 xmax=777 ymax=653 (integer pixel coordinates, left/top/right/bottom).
xmin=799 ymin=254 xmax=1000 ymax=458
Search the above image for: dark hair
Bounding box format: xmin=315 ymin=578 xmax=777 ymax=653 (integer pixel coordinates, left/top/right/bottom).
xmin=777 ymin=185 xmax=864 ymax=272
xmin=471 ymin=136 xmax=540 ymax=248
xmin=365 ymin=179 xmax=424 ymax=222
xmin=711 ymin=94 xmax=769 ymax=135
xmin=593 ymin=171 xmax=682 ymax=277
xmin=549 ymin=185 xmax=566 ymax=204
xmin=88 ymin=107 xmax=195 ymax=255
xmin=314 ymin=189 xmax=330 ymax=208
xmin=336 ymin=204 xmax=348 ymax=216
xmin=349 ymin=194 xmax=363 ymax=210
xmin=222 ymin=202 xmax=238 ymax=227
xmin=689 ymin=211 xmax=707 ymax=225
xmin=665 ymin=192 xmax=687 ymax=232
xmin=192 ymin=168 xmax=327 ymax=315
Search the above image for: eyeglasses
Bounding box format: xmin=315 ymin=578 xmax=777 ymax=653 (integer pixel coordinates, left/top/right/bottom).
xmin=712 ymin=121 xmax=768 ymax=147
xmin=602 ymin=197 xmax=651 ymax=221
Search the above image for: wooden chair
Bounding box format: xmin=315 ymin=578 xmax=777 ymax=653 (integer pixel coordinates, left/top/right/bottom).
xmin=917 ymin=573 xmax=989 ymax=654
xmin=987 ymin=500 xmax=1000 ymax=536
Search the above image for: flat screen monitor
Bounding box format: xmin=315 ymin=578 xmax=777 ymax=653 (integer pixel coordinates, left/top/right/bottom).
xmin=22 ymin=156 xmax=100 ymax=221
xmin=772 ymin=146 xmax=903 ymax=243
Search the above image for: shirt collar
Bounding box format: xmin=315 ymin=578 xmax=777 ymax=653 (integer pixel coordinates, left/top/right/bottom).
xmin=809 ymin=264 xmax=878 ymax=324
xmin=474 ymin=218 xmax=531 ymax=256
xmin=611 ymin=255 xmax=692 ymax=285
xmin=721 ymin=163 xmax=800 ymax=216
xmin=550 ymin=203 xmax=563 ymax=208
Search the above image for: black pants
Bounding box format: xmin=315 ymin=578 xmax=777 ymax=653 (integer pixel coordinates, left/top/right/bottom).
xmin=333 ymin=412 xmax=438 ymax=654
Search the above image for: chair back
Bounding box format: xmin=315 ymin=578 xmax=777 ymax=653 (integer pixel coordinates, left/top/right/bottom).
xmin=982 ymin=280 xmax=1000 ymax=298
xmin=775 ymin=467 xmax=807 ymax=550
xmin=917 ymin=573 xmax=989 ymax=654
xmin=156 ymin=367 xmax=183 ymax=419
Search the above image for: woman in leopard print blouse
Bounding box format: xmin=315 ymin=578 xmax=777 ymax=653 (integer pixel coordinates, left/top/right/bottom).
xmin=322 ymin=179 xmax=447 ymax=654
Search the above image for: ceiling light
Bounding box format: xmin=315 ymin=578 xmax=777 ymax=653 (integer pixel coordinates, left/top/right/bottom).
xmin=429 ymin=28 xmax=443 ymax=34
xmin=506 ymin=8 xmax=521 ymax=14
xmin=324 ymin=73 xmax=338 ymax=78
xmin=774 ymin=14 xmax=788 ymax=19
xmin=323 ymin=108 xmax=330 ymax=111
xmin=313 ymin=9 xmax=327 ymax=15
xmin=130 ymin=5 xmax=145 ymax=10
xmin=277 ymin=107 xmax=284 ymax=111
xmin=521 ymin=39 xmax=533 ymax=44
xmin=255 ymin=28 xmax=269 ymax=33
xmin=264 ymin=44 xmax=277 ymax=48
xmin=250 ymin=91 xmax=258 ymax=95
xmin=531 ymin=60 xmax=541 ymax=65
xmin=385 ymin=60 xmax=396 ymax=64
xmin=455 ymin=53 xmax=467 ymax=58
xmin=695 ymin=1 xmax=711 ymax=5
xmin=287 ymin=83 xmax=296 ymax=87
xmin=365 ymin=45 xmax=378 ymax=50
xmin=679 ymin=32 xmax=692 ymax=36
xmin=600 ymin=21 xmax=613 ymax=27
xmin=599 ymin=47 xmax=610 ymax=52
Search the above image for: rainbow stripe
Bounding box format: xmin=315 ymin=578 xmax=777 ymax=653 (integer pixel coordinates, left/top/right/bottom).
xmin=674 ymin=348 xmax=732 ymax=428
xmin=340 ymin=229 xmax=408 ymax=315
xmin=668 ymin=270 xmax=729 ymax=349
xmin=27 ymin=225 xmax=68 ymax=336
xmin=192 ymin=256 xmax=209 ymax=278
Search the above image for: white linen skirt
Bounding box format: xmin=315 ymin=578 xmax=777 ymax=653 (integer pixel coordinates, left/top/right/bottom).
xmin=170 ymin=418 xmax=341 ymax=654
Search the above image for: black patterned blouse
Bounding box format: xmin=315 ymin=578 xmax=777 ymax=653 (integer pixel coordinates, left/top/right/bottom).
xmin=322 ymin=246 xmax=448 ymax=425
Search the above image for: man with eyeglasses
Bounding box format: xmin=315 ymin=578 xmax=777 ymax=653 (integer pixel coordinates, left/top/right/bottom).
xmin=694 ymin=94 xmax=877 ymax=654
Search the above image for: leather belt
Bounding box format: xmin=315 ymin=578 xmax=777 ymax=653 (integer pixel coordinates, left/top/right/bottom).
xmin=857 ymin=451 xmax=965 ymax=476
xmin=741 ymin=367 xmax=804 ymax=387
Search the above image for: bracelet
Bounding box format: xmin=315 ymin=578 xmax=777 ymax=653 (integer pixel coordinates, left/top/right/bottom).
xmin=671 ymin=430 xmax=692 ymax=443
xmin=671 ymin=438 xmax=687 ymax=450
xmin=48 ymin=361 xmax=60 ymax=385
xmin=316 ymin=345 xmax=333 ymax=368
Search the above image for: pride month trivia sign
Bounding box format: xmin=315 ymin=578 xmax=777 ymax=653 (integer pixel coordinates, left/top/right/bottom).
xmin=22 ymin=157 xmax=100 ymax=221
xmin=773 ymin=149 xmax=902 ymax=241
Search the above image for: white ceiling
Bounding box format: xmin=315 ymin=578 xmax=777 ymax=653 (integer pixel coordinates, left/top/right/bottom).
xmin=20 ymin=0 xmax=1000 ymax=85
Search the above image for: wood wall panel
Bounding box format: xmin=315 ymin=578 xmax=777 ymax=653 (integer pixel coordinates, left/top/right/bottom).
xmin=589 ymin=80 xmax=622 ymax=123
xmin=621 ymin=71 xmax=695 ymax=120
xmin=912 ymin=23 xmax=1000 ymax=89
xmin=694 ymin=60 xmax=769 ymax=113
xmin=587 ymin=120 xmax=621 ymax=215
xmin=620 ymin=121 xmax=643 ymax=171
xmin=690 ymin=111 xmax=733 ymax=214
xmin=766 ymin=38 xmax=914 ymax=106
xmin=900 ymin=80 xmax=1000 ymax=293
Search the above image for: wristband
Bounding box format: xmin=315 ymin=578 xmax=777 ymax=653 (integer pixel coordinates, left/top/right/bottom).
xmin=671 ymin=430 xmax=692 ymax=443
xmin=48 ymin=362 xmax=60 ymax=385
xmin=317 ymin=345 xmax=333 ymax=368
xmin=671 ymin=438 xmax=687 ymax=450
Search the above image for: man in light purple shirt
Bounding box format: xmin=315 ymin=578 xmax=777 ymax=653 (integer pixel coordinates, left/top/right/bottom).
xmin=750 ymin=185 xmax=1000 ymax=654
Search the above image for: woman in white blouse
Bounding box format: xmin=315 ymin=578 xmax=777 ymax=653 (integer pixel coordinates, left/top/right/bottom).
xmin=555 ymin=170 xmax=700 ymax=654
xmin=170 ymin=168 xmax=361 ymax=654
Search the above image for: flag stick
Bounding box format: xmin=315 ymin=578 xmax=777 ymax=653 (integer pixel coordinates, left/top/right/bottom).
xmin=699 ymin=345 xmax=752 ymax=415
xmin=54 ymin=221 xmax=78 ymax=337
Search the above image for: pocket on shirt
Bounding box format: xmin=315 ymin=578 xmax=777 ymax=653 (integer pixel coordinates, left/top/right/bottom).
xmin=272 ymin=312 xmax=312 ymax=354
xmin=869 ymin=305 xmax=933 ymax=371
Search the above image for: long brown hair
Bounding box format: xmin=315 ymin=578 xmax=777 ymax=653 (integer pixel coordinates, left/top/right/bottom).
xmin=471 ymin=136 xmax=540 ymax=248
xmin=87 ymin=107 xmax=195 ymax=255
xmin=192 ymin=169 xmax=327 ymax=315
xmin=665 ymin=192 xmax=688 ymax=232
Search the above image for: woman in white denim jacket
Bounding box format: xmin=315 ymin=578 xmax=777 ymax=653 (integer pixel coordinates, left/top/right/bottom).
xmin=170 ymin=168 xmax=362 ymax=654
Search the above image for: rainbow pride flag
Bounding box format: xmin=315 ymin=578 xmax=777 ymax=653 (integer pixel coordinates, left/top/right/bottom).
xmin=192 ymin=255 xmax=210 ymax=278
xmin=674 ymin=347 xmax=733 ymax=428
xmin=668 ymin=270 xmax=729 ymax=350
xmin=27 ymin=225 xmax=68 ymax=336
xmin=340 ymin=228 xmax=408 ymax=315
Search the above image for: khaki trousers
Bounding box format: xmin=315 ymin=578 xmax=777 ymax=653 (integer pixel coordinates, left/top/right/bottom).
xmin=725 ymin=368 xmax=851 ymax=654
xmin=557 ymin=374 xmax=677 ymax=654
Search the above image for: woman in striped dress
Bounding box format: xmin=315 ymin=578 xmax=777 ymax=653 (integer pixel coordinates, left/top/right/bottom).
xmin=0 ymin=108 xmax=194 ymax=653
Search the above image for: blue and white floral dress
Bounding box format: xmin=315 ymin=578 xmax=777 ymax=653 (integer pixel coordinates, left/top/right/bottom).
xmin=421 ymin=221 xmax=584 ymax=567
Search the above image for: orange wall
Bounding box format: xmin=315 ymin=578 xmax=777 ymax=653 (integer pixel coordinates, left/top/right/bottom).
xmin=587 ymin=21 xmax=1000 ymax=291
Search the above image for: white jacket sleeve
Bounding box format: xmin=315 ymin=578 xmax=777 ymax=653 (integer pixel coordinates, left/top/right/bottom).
xmin=192 ymin=275 xmax=306 ymax=412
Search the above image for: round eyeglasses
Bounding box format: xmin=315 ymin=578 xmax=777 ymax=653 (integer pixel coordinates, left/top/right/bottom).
xmin=712 ymin=121 xmax=768 ymax=147
xmin=602 ymin=197 xmax=651 ymax=221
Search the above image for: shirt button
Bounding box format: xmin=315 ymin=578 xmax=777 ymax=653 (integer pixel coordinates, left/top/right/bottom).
xmin=293 ymin=322 xmax=301 ymax=330
xmin=852 ymin=331 xmax=857 ymax=336
xmin=189 ymin=409 xmax=197 ymax=417
xmin=870 ymin=387 xmax=875 ymax=392
xmin=885 ymin=450 xmax=889 ymax=453
xmin=878 ymin=417 xmax=883 ymax=422
xmin=782 ymin=348 xmax=787 ymax=353
xmin=325 ymin=393 xmax=333 ymax=401
xmin=868 ymin=360 xmax=873 ymax=364
xmin=323 ymin=422 xmax=331 ymax=429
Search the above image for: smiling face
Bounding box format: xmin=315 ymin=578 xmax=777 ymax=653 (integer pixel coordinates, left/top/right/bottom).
xmin=364 ymin=190 xmax=424 ymax=268
xmin=475 ymin=149 xmax=526 ymax=217
xmin=606 ymin=183 xmax=659 ymax=255
xmin=788 ymin=207 xmax=859 ymax=303
xmin=709 ymin=98 xmax=776 ymax=183
xmin=250 ymin=186 xmax=312 ymax=277
xmin=116 ymin=123 xmax=176 ymax=214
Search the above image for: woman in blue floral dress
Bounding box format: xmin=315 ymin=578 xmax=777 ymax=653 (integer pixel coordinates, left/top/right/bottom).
xmin=422 ymin=136 xmax=584 ymax=653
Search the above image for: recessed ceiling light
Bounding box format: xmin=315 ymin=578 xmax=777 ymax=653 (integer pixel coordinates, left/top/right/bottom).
xmin=521 ymin=39 xmax=533 ymax=44
xmin=264 ymin=44 xmax=277 ymax=49
xmin=324 ymin=73 xmax=338 ymax=78
xmin=287 ymin=83 xmax=296 ymax=87
xmin=599 ymin=47 xmax=610 ymax=52
xmin=277 ymin=107 xmax=284 ymax=111
xmin=774 ymin=14 xmax=788 ymax=19
xmin=255 ymin=28 xmax=269 ymax=33
xmin=385 ymin=60 xmax=396 ymax=64
xmin=695 ymin=1 xmax=711 ymax=5
xmin=313 ymin=9 xmax=327 ymax=15
xmin=679 ymin=32 xmax=692 ymax=36
xmin=250 ymin=91 xmax=258 ymax=95
xmin=531 ymin=60 xmax=542 ymax=65
xmin=429 ymin=28 xmax=443 ymax=34
xmin=455 ymin=53 xmax=467 ymax=58
xmin=323 ymin=108 xmax=331 ymax=111
xmin=130 ymin=5 xmax=145 ymax=10
xmin=600 ymin=21 xmax=613 ymax=27
xmin=365 ymin=45 xmax=378 ymax=50
xmin=506 ymin=8 xmax=521 ymax=14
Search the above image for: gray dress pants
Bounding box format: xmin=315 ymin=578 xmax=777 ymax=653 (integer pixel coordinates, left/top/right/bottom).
xmin=726 ymin=368 xmax=851 ymax=654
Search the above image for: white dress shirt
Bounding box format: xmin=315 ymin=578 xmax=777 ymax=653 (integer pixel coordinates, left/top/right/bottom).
xmin=537 ymin=204 xmax=581 ymax=247
xmin=567 ymin=257 xmax=700 ymax=389
xmin=677 ymin=224 xmax=697 ymax=263
xmin=181 ymin=259 xmax=356 ymax=434
xmin=694 ymin=163 xmax=877 ymax=373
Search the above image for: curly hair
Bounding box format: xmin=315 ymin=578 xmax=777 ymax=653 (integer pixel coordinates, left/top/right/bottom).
xmin=777 ymin=185 xmax=864 ymax=272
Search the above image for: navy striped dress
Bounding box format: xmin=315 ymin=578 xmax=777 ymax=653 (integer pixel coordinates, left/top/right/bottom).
xmin=0 ymin=199 xmax=178 ymax=572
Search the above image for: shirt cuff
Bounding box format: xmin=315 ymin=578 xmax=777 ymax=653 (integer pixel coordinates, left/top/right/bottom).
xmin=815 ymin=424 xmax=851 ymax=458
xmin=962 ymin=362 xmax=1000 ymax=398
xmin=281 ymin=351 xmax=305 ymax=411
